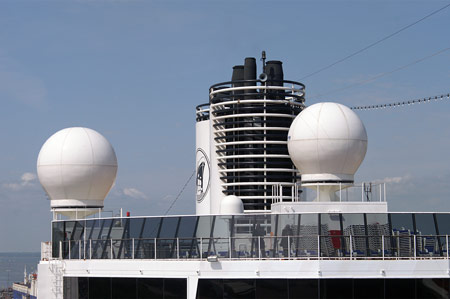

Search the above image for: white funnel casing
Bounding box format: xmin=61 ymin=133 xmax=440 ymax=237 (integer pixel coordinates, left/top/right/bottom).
xmin=37 ymin=127 xmax=118 ymax=218
xmin=288 ymin=102 xmax=367 ymax=201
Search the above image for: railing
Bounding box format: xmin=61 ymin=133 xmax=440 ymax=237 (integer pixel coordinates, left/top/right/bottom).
xmin=58 ymin=234 xmax=449 ymax=261
xmin=272 ymin=182 xmax=387 ymax=203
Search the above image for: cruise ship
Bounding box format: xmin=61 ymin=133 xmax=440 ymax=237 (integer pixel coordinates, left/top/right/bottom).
xmin=34 ymin=53 xmax=450 ymax=299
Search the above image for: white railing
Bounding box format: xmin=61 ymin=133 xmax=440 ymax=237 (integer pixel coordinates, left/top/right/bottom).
xmin=58 ymin=234 xmax=448 ymax=261
xmin=271 ymin=182 xmax=387 ymax=203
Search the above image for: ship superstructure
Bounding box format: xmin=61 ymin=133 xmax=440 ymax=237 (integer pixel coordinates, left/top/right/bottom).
xmin=34 ymin=54 xmax=450 ymax=299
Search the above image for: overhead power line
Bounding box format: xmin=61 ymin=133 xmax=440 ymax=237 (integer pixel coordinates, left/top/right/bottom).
xmin=350 ymin=93 xmax=450 ymax=111
xmin=309 ymin=47 xmax=450 ymax=100
xmin=299 ymin=3 xmax=450 ymax=80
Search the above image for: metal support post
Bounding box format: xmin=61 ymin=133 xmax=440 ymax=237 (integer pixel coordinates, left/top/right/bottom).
xmin=288 ymin=236 xmax=291 ymax=259
xmin=59 ymin=241 xmax=63 ymax=260
xmin=68 ymin=240 xmax=71 ymax=260
xmin=90 ymin=239 xmax=92 ymax=259
xmin=350 ymin=235 xmax=353 ymax=259
xmin=317 ymin=235 xmax=320 ymax=259
xmin=382 ymin=236 xmax=385 ymax=260
xmin=154 ymin=238 xmax=157 ymax=260
xmin=229 ymin=237 xmax=232 ymax=259
xmin=200 ymin=238 xmax=203 ymax=259
xmin=110 ymin=239 xmax=113 ymax=259
xmin=132 ymin=238 xmax=135 ymax=259
xmin=177 ymin=238 xmax=180 ymax=260
xmin=258 ymin=237 xmax=261 ymax=260
xmin=414 ymin=235 xmax=417 ymax=258
xmin=446 ymin=235 xmax=449 ymax=259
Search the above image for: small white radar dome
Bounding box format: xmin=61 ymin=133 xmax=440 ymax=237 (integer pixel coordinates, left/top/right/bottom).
xmin=288 ymin=102 xmax=367 ymax=184
xmin=37 ymin=127 xmax=118 ymax=213
xmin=220 ymin=195 xmax=244 ymax=215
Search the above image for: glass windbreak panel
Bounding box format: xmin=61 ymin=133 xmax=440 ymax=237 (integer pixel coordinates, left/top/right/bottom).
xmin=72 ymin=221 xmax=85 ymax=241
xmin=178 ymin=216 xmax=198 ymax=238
xmin=159 ymin=217 xmax=180 ymax=238
xmin=390 ymin=214 xmax=414 ymax=258
xmin=342 ymin=214 xmax=366 ymax=257
xmin=195 ymin=216 xmax=214 ymax=238
xmin=110 ymin=218 xmax=127 ymax=240
xmin=128 ymin=217 xmax=146 ymax=239
xmin=415 ymin=214 xmax=441 ymax=257
xmin=141 ymin=217 xmax=162 ymax=239
xmin=435 ymin=214 xmax=450 ymax=235
xmin=213 ymin=215 xmax=232 ymax=238
xmin=296 ymin=214 xmax=319 ymax=258
xmin=178 ymin=216 xmax=199 ymax=259
xmin=320 ymin=214 xmax=342 ymax=257
xmin=415 ymin=214 xmax=437 ymax=235
xmin=277 ymin=214 xmax=299 ymax=258
xmin=390 ymin=214 xmax=414 ymax=234
xmin=84 ymin=219 xmax=98 ymax=240
xmin=366 ymin=214 xmax=390 ymax=257
xmin=65 ymin=221 xmax=77 ymax=240
xmin=52 ymin=222 xmax=64 ymax=258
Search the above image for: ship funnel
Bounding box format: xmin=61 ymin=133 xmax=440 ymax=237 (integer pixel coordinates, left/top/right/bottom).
xmin=265 ymin=60 xmax=284 ymax=86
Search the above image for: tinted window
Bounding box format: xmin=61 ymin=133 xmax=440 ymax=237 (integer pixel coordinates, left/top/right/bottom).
xmin=111 ymin=278 xmax=136 ymax=299
xmin=289 ymin=279 xmax=318 ymax=299
xmin=89 ymin=277 xmax=111 ymax=299
xmin=320 ymin=279 xmax=353 ymax=299
xmin=385 ymin=279 xmax=415 ymax=299
xmin=197 ymin=279 xmax=224 ymax=299
xmin=353 ymin=279 xmax=384 ymax=299
xmin=256 ymin=279 xmax=288 ymax=299
xmin=223 ymin=279 xmax=255 ymax=299
xmin=137 ymin=278 xmax=163 ymax=299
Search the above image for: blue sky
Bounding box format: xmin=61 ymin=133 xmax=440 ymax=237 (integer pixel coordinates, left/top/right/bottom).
xmin=0 ymin=0 xmax=449 ymax=252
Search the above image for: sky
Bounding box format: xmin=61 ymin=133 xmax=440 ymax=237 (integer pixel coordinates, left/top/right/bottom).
xmin=0 ymin=0 xmax=449 ymax=252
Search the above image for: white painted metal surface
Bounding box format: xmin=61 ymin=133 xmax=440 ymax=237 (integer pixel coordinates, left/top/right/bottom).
xmin=288 ymin=102 xmax=368 ymax=184
xmin=37 ymin=127 xmax=117 ymax=218
xmin=195 ymin=120 xmax=211 ymax=215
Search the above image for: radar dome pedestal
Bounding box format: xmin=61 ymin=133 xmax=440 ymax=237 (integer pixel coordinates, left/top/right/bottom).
xmin=37 ymin=127 xmax=118 ymax=219
xmin=288 ymin=102 xmax=367 ymax=202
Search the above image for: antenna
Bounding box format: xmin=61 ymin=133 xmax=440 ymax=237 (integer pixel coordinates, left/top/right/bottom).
xmin=261 ymin=50 xmax=266 ymax=73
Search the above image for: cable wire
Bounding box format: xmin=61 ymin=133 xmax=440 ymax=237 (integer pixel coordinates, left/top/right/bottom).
xmin=350 ymin=93 xmax=450 ymax=110
xmin=309 ymin=47 xmax=450 ymax=100
xmin=164 ymin=169 xmax=196 ymax=216
xmin=299 ymin=3 xmax=450 ymax=80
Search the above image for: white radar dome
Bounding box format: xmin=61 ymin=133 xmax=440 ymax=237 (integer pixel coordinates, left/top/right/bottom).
xmin=37 ymin=127 xmax=118 ymax=212
xmin=220 ymin=195 xmax=244 ymax=215
xmin=288 ymin=102 xmax=367 ymax=184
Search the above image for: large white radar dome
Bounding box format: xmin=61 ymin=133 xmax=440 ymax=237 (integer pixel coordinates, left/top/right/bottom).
xmin=288 ymin=102 xmax=367 ymax=184
xmin=37 ymin=127 xmax=118 ymax=214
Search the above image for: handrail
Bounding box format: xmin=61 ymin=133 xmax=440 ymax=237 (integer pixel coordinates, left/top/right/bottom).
xmin=58 ymin=234 xmax=449 ymax=261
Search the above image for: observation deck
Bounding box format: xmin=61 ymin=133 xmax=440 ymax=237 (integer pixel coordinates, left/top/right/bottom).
xmin=51 ymin=211 xmax=450 ymax=261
